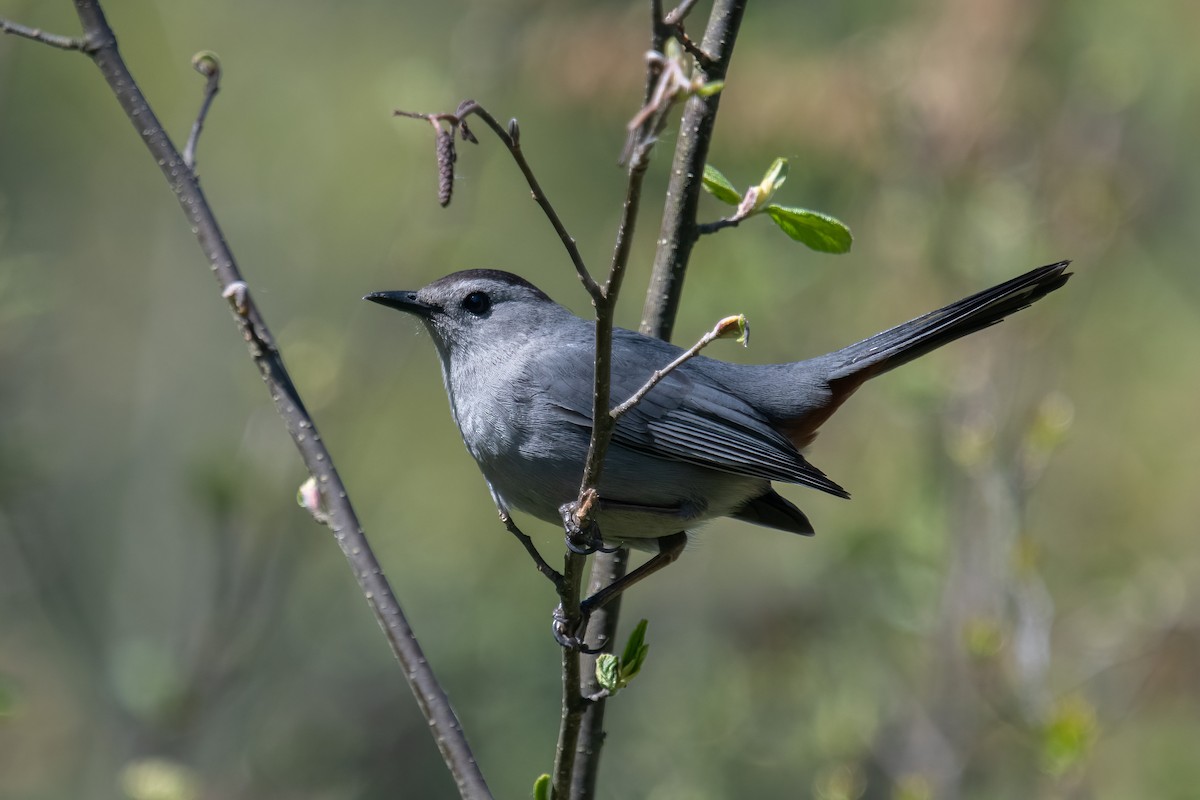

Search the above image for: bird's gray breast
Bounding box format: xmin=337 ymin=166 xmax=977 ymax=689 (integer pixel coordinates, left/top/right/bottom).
xmin=445 ymin=340 xmax=591 ymax=523
xmin=442 ymin=328 xmax=781 ymax=541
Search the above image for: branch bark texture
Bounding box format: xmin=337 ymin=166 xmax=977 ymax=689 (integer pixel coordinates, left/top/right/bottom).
xmin=3 ymin=4 xmax=491 ymax=798
xmin=571 ymin=2 xmax=749 ymax=798
xmin=640 ymin=0 xmax=747 ymax=340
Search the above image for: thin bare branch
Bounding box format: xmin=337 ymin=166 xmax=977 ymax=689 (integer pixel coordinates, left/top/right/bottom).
xmin=183 ymin=51 xmax=221 ymax=169
xmin=573 ymin=3 xmax=750 ymax=798
xmin=0 ymin=17 xmax=85 ymax=50
xmin=566 ymin=542 xmax=628 ymax=795
xmin=574 ymin=136 xmax=656 ymax=499
xmin=500 ymin=511 xmax=564 ymax=591
xmin=695 ymin=216 xmax=743 ymax=235
xmin=560 ymin=14 xmax=681 ymax=779
xmin=663 ymin=0 xmax=702 ymax=26
xmin=640 ymin=0 xmax=748 ymax=341
xmin=547 ymin=75 xmax=666 ymax=800
xmin=622 ymin=47 xmax=701 ymax=165
xmin=394 ymin=88 xmax=660 ymax=796
xmin=622 ymin=33 xmax=723 ymax=165
xmin=394 ymin=102 xmax=601 ymax=300
xmin=655 ymin=0 xmax=715 ymax=69
xmin=672 ymin=28 xmax=711 ymax=67
xmin=551 ymin=544 xmax=589 ymax=799
xmin=611 ymin=315 xmax=747 ymax=419
xmin=389 ymin=4 xmax=746 ymax=796
xmin=5 ymin=2 xmax=493 ymax=797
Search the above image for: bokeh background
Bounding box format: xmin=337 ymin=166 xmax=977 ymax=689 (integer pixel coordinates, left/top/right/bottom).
xmin=2 ymin=1 xmax=1198 ymax=798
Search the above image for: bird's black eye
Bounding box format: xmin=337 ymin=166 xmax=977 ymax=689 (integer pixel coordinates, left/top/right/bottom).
xmin=461 ymin=291 xmax=491 ymax=315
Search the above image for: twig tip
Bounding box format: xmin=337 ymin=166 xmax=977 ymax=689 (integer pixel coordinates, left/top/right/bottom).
xmin=191 ymin=50 xmax=221 ymax=79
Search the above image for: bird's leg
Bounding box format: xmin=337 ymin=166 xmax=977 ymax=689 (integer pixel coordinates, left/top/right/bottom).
xmin=552 ymin=531 xmax=688 ymax=651
xmin=581 ymin=531 xmax=687 ymax=616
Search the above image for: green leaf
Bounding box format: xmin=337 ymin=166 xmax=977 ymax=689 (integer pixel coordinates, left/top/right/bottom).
xmin=532 ymin=773 xmax=551 ymax=800
xmin=757 ymin=157 xmax=788 ymax=202
xmin=702 ymin=164 xmax=741 ymax=206
xmin=596 ymin=654 xmax=621 ymax=692
xmin=620 ymin=619 xmax=648 ymax=665
xmin=596 ymin=621 xmax=652 ymax=695
xmin=696 ymin=80 xmax=725 ymax=97
xmin=619 ymin=643 xmax=649 ymax=684
xmin=615 ymin=619 xmax=651 ymax=686
xmin=1041 ymin=695 xmax=1098 ymax=776
xmin=765 ymin=205 xmax=853 ymax=253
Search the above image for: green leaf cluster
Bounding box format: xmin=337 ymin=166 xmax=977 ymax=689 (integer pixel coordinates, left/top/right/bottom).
xmin=595 ymin=619 xmax=650 ymax=695
xmin=1040 ymin=696 xmax=1098 ymax=776
xmin=702 ymin=161 xmax=853 ymax=253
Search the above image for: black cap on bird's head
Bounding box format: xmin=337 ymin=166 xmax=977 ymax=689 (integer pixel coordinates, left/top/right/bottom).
xmin=366 ymin=269 xmax=564 ymax=356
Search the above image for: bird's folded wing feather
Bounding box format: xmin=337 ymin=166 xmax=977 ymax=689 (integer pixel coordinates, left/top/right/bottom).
xmin=526 ymin=335 xmax=849 ymax=499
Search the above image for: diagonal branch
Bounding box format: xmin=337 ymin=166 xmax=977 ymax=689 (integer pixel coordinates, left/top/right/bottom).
xmin=394 ymin=102 xmax=601 ymax=300
xmin=610 ymin=314 xmax=747 ymax=420
xmin=663 ymin=0 xmax=702 ymax=26
xmin=5 ymin=3 xmax=492 ymax=798
xmin=0 ymin=17 xmax=85 ymax=50
xmin=500 ymin=511 xmax=564 ymax=591
xmin=456 ymin=102 xmax=602 ymax=299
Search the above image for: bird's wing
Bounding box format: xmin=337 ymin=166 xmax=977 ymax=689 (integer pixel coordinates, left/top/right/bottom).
xmin=527 ymin=333 xmax=849 ymax=499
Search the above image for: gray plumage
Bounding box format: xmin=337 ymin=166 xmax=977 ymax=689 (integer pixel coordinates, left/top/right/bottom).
xmin=367 ymin=262 xmax=1070 ymax=549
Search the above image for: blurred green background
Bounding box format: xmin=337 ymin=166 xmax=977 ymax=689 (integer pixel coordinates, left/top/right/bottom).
xmin=2 ymin=1 xmax=1198 ymax=798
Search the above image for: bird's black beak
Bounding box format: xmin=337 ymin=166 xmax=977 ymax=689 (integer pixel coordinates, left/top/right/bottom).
xmin=364 ymin=290 xmax=437 ymax=318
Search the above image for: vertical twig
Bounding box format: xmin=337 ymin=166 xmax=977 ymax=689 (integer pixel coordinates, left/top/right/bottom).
xmin=551 ymin=128 xmax=656 ymax=800
xmin=571 ymin=2 xmax=749 ymax=798
xmin=551 ymin=547 xmax=588 ymax=798
xmin=394 ymin=97 xmax=616 ymax=797
xmin=403 ymin=102 xmax=602 ymax=300
xmin=639 ymin=0 xmax=747 ymax=340
xmin=183 ymin=50 xmax=221 ymax=169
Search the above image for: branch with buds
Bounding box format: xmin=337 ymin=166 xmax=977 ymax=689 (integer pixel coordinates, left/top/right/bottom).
xmin=611 ymin=314 xmax=748 ymax=419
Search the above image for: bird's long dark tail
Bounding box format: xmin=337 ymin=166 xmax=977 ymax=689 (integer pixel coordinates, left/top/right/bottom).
xmin=826 ymin=261 xmax=1071 ymax=384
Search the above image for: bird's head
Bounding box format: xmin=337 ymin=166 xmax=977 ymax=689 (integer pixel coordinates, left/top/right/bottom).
xmin=366 ymin=269 xmax=564 ymax=363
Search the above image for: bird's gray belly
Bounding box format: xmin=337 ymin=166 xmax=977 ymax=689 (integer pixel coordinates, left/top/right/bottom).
xmin=465 ymin=412 xmax=767 ymax=543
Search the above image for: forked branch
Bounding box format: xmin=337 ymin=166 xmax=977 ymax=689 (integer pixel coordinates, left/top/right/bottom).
xmin=395 ymin=102 xmax=600 ymax=299
xmin=573 ymin=2 xmax=749 ymax=798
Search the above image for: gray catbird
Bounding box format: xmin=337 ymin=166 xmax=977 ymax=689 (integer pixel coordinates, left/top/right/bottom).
xmin=367 ymin=261 xmax=1069 ymax=621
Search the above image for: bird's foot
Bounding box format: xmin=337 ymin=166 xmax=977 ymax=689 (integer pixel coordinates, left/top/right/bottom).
xmin=552 ymin=603 xmax=601 ymax=653
xmin=559 ymin=493 xmax=606 ymax=555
